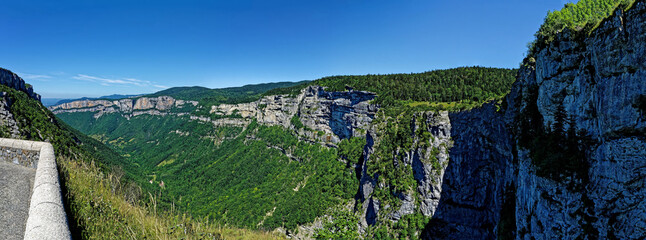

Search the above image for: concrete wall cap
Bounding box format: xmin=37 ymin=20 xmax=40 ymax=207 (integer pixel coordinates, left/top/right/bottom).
xmin=0 ymin=138 xmax=12 ymax=147
xmin=18 ymin=140 xmax=31 ymax=150
xmin=29 ymin=183 xmax=63 ymax=210
xmin=33 ymin=168 xmax=60 ymax=187
xmin=31 ymin=142 xmax=46 ymax=151
xmin=24 ymin=223 xmax=71 ymax=240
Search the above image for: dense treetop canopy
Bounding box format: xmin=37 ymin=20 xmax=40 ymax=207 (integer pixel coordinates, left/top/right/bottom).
xmin=315 ymin=66 xmax=517 ymax=106
xmin=268 ymin=66 xmax=517 ymax=109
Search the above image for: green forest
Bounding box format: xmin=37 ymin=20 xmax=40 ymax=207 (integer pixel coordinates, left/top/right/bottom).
xmin=57 ymin=112 xmax=363 ymax=231
xmin=266 ymin=66 xmax=517 ymax=110
xmin=314 ymin=66 xmax=516 ymax=106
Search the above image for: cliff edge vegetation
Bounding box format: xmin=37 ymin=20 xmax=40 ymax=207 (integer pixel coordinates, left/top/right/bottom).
xmin=529 ymin=0 xmax=636 ymax=56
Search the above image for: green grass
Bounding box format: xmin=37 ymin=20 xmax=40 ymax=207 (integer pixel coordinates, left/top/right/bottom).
xmin=60 ymin=156 xmax=284 ymax=240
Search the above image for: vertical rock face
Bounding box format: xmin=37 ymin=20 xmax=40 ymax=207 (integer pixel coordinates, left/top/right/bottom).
xmin=509 ymin=2 xmax=646 ymax=239
xmin=54 ymin=99 xmax=115 ymax=110
xmin=133 ymin=96 xmax=176 ymax=110
xmin=300 ymin=86 xmax=377 ymax=140
xmin=421 ymin=103 xmax=514 ymax=239
xmin=353 ymin=103 xmax=514 ymax=239
xmin=413 ymin=111 xmax=453 ymax=218
xmin=0 ymin=68 xmax=41 ymax=101
xmin=357 ymin=111 xmax=454 ymax=230
xmin=419 ymin=3 xmax=646 ymax=239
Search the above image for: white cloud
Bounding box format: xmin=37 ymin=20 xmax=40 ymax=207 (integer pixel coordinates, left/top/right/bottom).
xmin=17 ymin=73 xmax=52 ymax=81
xmin=72 ymin=74 xmax=157 ymax=87
xmin=153 ymin=84 xmax=170 ymax=89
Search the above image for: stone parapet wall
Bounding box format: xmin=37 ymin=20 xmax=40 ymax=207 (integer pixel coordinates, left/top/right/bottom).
xmin=0 ymin=146 xmax=39 ymax=168
xmin=0 ymin=138 xmax=71 ymax=240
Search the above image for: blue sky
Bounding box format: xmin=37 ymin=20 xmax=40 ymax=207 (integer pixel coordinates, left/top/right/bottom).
xmin=1 ymin=0 xmax=572 ymax=98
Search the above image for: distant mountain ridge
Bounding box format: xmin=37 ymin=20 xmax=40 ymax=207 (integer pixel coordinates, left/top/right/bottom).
xmin=51 ymin=94 xmax=144 ymax=106
xmin=146 ymin=81 xmax=310 ymax=109
xmin=147 ymin=81 xmax=310 ymax=101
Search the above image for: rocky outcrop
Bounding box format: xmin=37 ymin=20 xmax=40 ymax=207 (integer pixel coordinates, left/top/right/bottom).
xmin=350 ymin=99 xmax=516 ymax=240
xmin=49 ymin=96 xmax=198 ymax=118
xmin=0 ymin=92 xmax=21 ymax=138
xmin=299 ymin=86 xmax=377 ymax=140
xmin=0 ymin=68 xmax=41 ymax=102
xmin=350 ymin=101 xmax=513 ymax=239
xmin=410 ymin=111 xmax=453 ymax=218
xmin=508 ymin=2 xmax=646 ymax=239
xmin=358 ymin=111 xmax=454 ymax=227
xmin=211 ymin=86 xmax=378 ymax=144
xmin=133 ymin=96 xmax=176 ymax=111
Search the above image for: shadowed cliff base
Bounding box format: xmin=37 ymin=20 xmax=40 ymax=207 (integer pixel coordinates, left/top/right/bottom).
xmin=421 ymin=103 xmax=514 ymax=239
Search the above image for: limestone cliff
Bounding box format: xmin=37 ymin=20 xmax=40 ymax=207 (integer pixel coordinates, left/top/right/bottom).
xmin=420 ymin=104 xmax=514 ymax=239
xmin=0 ymin=68 xmax=41 ymax=102
xmin=356 ymin=110 xmax=454 ymax=234
xmin=507 ymin=2 xmax=646 ymax=239
xmin=50 ymin=85 xmax=377 ymax=145
xmin=209 ymin=85 xmax=377 ymax=144
xmin=49 ymin=96 xmax=198 ymax=118
xmin=0 ymin=68 xmax=42 ymax=138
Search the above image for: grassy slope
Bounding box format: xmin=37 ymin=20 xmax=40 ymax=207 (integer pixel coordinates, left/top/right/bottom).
xmin=61 ymin=156 xmax=282 ymax=240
